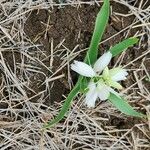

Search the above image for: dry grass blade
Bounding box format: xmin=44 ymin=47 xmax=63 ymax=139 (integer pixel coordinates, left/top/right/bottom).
xmin=0 ymin=0 xmax=149 ymax=149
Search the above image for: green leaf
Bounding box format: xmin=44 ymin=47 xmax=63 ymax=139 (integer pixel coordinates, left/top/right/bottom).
xmin=43 ymin=84 xmax=80 ymax=128
xmin=84 ymin=0 xmax=110 ymax=65
xmin=108 ymin=93 xmax=145 ymax=118
xmin=81 ymin=0 xmax=110 ymax=102
xmin=79 ymin=77 xmax=88 ymax=93
xmin=109 ymin=37 xmax=139 ymax=57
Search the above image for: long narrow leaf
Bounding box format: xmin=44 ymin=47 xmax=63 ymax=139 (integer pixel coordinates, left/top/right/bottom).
xmin=109 ymin=37 xmax=138 ymax=57
xmin=84 ymin=0 xmax=110 ymax=65
xmin=81 ymin=0 xmax=110 ymax=91
xmin=79 ymin=77 xmax=88 ymax=93
xmin=44 ymin=84 xmax=80 ymax=128
xmin=108 ymin=93 xmax=145 ymax=118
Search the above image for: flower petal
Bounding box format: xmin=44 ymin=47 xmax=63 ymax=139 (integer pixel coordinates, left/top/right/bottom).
xmin=87 ymin=81 xmax=96 ymax=91
xmin=71 ymin=61 xmax=96 ymax=77
xmin=102 ymin=67 xmax=110 ymax=80
xmin=97 ymin=80 xmax=110 ymax=100
xmin=97 ymin=79 xmax=106 ymax=90
xmin=93 ymin=51 xmax=112 ymax=73
xmin=108 ymin=80 xmax=123 ymax=89
xmin=85 ymin=82 xmax=98 ymax=107
xmin=110 ymin=68 xmax=128 ymax=81
xmin=98 ymin=87 xmax=110 ymax=100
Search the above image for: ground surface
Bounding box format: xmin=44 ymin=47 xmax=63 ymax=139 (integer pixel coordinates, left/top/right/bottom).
xmin=0 ymin=0 xmax=150 ymax=149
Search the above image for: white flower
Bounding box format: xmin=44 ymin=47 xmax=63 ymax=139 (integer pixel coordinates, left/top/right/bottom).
xmin=85 ymin=80 xmax=120 ymax=108
xmin=71 ymin=52 xmax=112 ymax=76
xmin=71 ymin=60 xmax=96 ymax=77
xmin=94 ymin=52 xmax=112 ymax=73
xmin=109 ymin=68 xmax=128 ymax=81
xmin=71 ymin=51 xmax=128 ymax=107
xmin=85 ymin=82 xmax=98 ymax=108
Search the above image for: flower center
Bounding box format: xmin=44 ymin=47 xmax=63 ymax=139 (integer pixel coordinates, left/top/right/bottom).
xmin=92 ymin=67 xmax=122 ymax=90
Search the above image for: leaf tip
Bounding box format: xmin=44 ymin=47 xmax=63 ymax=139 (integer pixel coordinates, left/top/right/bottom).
xmin=130 ymin=37 xmax=139 ymax=43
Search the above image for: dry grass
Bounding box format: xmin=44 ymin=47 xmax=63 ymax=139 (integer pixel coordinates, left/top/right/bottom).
xmin=0 ymin=0 xmax=150 ymax=149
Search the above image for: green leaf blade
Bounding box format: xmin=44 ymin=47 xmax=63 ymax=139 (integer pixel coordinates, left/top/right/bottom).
xmin=79 ymin=77 xmax=89 ymax=93
xmin=43 ymin=84 xmax=80 ymax=128
xmin=84 ymin=0 xmax=110 ymax=65
xmin=109 ymin=37 xmax=139 ymax=57
xmin=108 ymin=93 xmax=145 ymax=118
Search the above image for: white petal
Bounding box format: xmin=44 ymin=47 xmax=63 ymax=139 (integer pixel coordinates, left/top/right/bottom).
xmin=98 ymin=87 xmax=110 ymax=100
xmin=102 ymin=67 xmax=110 ymax=79
xmin=97 ymin=81 xmax=110 ymax=100
xmin=85 ymin=92 xmax=98 ymax=107
xmin=88 ymin=81 xmax=96 ymax=90
xmin=71 ymin=61 xmax=96 ymax=77
xmin=93 ymin=51 xmax=112 ymax=73
xmin=111 ymin=69 xmax=128 ymax=81
xmin=97 ymin=79 xmax=106 ymax=90
xmin=85 ymin=82 xmax=98 ymax=107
